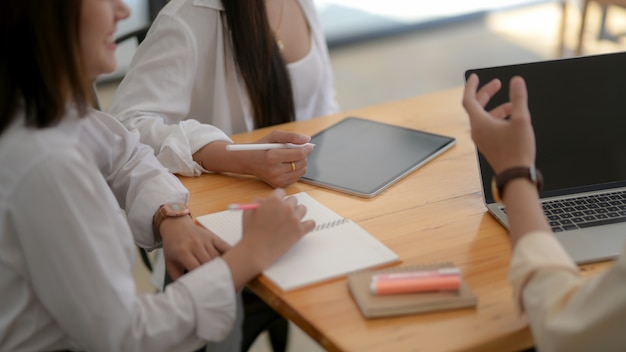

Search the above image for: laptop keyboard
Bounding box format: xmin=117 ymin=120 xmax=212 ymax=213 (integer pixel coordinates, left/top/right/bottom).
xmin=542 ymin=190 xmax=626 ymax=232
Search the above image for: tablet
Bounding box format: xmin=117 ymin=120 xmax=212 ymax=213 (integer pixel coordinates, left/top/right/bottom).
xmin=301 ymin=117 xmax=456 ymax=198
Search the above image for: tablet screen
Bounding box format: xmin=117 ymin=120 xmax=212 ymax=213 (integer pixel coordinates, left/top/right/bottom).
xmin=301 ymin=117 xmax=456 ymax=197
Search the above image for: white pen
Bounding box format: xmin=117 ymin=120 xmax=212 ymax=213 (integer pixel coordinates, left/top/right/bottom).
xmin=225 ymin=143 xmax=315 ymax=151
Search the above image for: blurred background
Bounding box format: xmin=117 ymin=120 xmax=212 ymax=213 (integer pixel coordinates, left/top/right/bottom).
xmin=100 ymin=0 xmax=626 ymax=351
xmin=99 ymin=0 xmax=626 ymax=112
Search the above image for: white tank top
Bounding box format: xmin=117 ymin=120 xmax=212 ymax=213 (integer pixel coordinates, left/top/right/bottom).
xmin=287 ymin=32 xmax=326 ymax=120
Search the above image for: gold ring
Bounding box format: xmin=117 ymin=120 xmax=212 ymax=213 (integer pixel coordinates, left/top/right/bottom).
xmin=290 ymin=162 xmax=296 ymax=172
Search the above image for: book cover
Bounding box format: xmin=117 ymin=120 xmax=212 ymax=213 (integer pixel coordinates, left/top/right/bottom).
xmin=347 ymin=262 xmax=477 ymax=318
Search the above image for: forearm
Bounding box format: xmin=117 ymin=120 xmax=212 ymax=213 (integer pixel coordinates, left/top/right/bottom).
xmin=193 ymin=141 xmax=251 ymax=175
xmin=220 ymin=240 xmax=266 ymax=291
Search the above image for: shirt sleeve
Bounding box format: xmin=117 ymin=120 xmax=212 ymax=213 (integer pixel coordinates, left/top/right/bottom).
xmin=89 ymin=111 xmax=189 ymax=250
xmin=108 ymin=12 xmax=231 ymax=176
xmin=10 ymin=151 xmax=237 ymax=352
xmin=509 ymin=231 xmax=626 ymax=351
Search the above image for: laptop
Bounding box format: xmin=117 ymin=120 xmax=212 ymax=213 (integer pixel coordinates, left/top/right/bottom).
xmin=465 ymin=52 xmax=626 ymax=264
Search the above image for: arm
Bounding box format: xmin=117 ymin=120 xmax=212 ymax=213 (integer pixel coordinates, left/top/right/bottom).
xmin=13 ymin=153 xmax=236 ymax=351
xmin=92 ymin=111 xmax=227 ymax=279
xmin=110 ymin=9 xmax=313 ymax=188
xmin=13 ymin=127 xmax=313 ymax=351
xmin=463 ymin=74 xmax=626 ymax=350
xmin=463 ymin=75 xmax=550 ymax=241
xmin=109 ymin=12 xmax=232 ymax=177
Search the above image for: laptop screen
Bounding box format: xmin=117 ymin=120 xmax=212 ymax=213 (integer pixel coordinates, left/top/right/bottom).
xmin=465 ymin=52 xmax=626 ymax=203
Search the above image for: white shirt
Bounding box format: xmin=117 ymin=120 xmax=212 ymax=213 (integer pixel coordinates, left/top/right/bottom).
xmin=109 ymin=0 xmax=339 ymax=177
xmin=509 ymin=231 xmax=626 ymax=351
xmin=0 ymin=109 xmax=236 ymax=351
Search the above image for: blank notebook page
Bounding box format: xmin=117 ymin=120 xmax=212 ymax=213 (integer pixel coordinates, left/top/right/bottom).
xmin=196 ymin=192 xmax=399 ymax=291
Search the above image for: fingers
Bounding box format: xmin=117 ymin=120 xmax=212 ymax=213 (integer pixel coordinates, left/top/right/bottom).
xmin=301 ymin=219 xmax=316 ymax=234
xmin=271 ymin=192 xmax=307 ymax=221
xmin=274 ymin=131 xmax=311 ymax=144
xmin=283 ymin=193 xmax=298 ymax=208
xmin=270 ymin=187 xmax=287 ymax=200
xmin=463 ymin=74 xmax=502 ymax=116
xmin=163 ymin=225 xmax=234 ymax=282
xmin=212 ymin=235 xmax=231 ymax=254
xmin=258 ymin=130 xmax=311 ymax=144
xmin=199 ymin=243 xmax=218 ymax=262
xmin=286 ymin=159 xmax=308 ymax=173
xmin=166 ymin=262 xmax=185 ymax=281
xmin=462 ymin=74 xmax=484 ymax=118
xmin=274 ymin=144 xmax=314 ymax=160
xmin=176 ymin=249 xmax=206 ymax=272
xmin=252 ymin=142 xmax=313 ymax=187
xmin=489 ymin=102 xmax=513 ymax=120
xmin=294 ymin=202 xmax=309 ymax=221
xmin=509 ymin=76 xmax=530 ymax=122
xmin=476 ymin=78 xmax=502 ymax=107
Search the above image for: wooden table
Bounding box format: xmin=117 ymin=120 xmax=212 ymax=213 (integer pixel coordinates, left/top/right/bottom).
xmin=179 ymin=87 xmax=610 ymax=352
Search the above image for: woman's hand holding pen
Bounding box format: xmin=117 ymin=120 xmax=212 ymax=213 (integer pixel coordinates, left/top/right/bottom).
xmin=193 ymin=130 xmax=313 ymax=188
xmin=243 ymin=130 xmax=314 ymax=188
xmin=221 ymin=188 xmax=315 ymax=290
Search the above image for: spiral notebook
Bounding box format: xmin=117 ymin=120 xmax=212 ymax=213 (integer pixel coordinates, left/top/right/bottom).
xmin=347 ymin=262 xmax=477 ymax=318
xmin=196 ymin=192 xmax=399 ymax=291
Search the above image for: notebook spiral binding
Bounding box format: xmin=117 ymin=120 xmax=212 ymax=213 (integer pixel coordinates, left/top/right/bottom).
xmin=313 ymin=218 xmax=350 ymax=232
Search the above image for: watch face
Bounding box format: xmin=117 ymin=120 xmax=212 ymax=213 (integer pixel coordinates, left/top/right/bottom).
xmin=163 ymin=203 xmax=190 ymax=217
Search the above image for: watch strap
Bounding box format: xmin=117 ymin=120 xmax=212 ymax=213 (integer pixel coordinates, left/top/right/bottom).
xmin=491 ymin=166 xmax=543 ymax=203
xmin=152 ymin=202 xmax=191 ymax=242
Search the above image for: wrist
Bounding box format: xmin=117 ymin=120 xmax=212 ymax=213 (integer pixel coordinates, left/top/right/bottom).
xmin=222 ymin=240 xmax=266 ymax=290
xmin=153 ymin=203 xmax=191 ymax=242
xmin=159 ymin=215 xmax=195 ymax=241
xmin=491 ymin=165 xmax=543 ymax=203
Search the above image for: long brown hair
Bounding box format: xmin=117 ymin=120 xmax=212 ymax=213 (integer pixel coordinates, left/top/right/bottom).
xmin=0 ymin=0 xmax=93 ymax=135
xmin=221 ymin=0 xmax=295 ymax=129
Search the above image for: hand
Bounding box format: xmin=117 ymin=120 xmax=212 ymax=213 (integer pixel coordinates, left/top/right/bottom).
xmin=246 ymin=130 xmax=314 ymax=188
xmin=221 ymin=188 xmax=315 ymax=289
xmin=193 ymin=131 xmax=313 ymax=188
xmin=159 ymin=216 xmax=231 ymax=280
xmin=462 ymin=74 xmax=536 ymax=174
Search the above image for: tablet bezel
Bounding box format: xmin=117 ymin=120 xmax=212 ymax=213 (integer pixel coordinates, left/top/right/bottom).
xmin=301 ymin=117 xmax=456 ymax=198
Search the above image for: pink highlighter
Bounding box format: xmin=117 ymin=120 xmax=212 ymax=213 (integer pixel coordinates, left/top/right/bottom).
xmin=369 ymin=268 xmax=461 ymax=295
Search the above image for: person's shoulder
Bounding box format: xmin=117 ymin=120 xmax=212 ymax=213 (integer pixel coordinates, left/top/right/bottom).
xmin=297 ymin=0 xmax=317 ymax=12
xmin=156 ymin=0 xmax=223 ymax=29
xmin=192 ymin=0 xmax=223 ymax=10
xmin=0 ymin=115 xmax=86 ymax=200
xmin=164 ymin=0 xmax=223 ymax=13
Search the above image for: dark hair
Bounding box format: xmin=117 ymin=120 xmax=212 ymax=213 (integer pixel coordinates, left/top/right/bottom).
xmin=0 ymin=0 xmax=93 ymax=135
xmin=221 ymin=1 xmax=295 ymax=129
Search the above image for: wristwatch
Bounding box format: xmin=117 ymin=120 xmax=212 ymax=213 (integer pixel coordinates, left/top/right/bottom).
xmin=152 ymin=202 xmax=191 ymax=241
xmin=491 ymin=166 xmax=543 ymax=203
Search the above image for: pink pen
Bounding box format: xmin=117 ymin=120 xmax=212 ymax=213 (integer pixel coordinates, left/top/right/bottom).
xmin=227 ymin=203 xmax=261 ymax=211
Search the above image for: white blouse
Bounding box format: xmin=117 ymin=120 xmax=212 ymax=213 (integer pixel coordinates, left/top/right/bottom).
xmin=509 ymin=231 xmax=626 ymax=351
xmin=0 ymin=109 xmax=236 ymax=351
xmin=109 ymin=0 xmax=339 ymax=176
